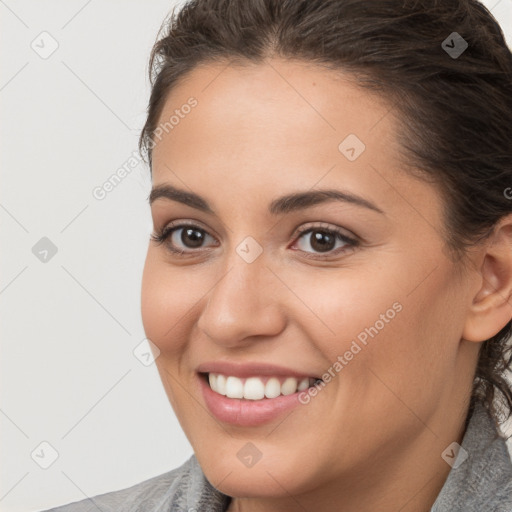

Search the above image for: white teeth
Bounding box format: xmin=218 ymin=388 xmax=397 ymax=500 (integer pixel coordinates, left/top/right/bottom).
xmin=216 ymin=374 xmax=227 ymax=395
xmin=264 ymin=377 xmax=281 ymax=398
xmin=297 ymin=377 xmax=309 ymax=391
xmin=281 ymin=377 xmax=298 ymax=395
xmin=244 ymin=377 xmax=265 ymax=400
xmin=207 ymin=373 xmax=315 ymax=399
xmin=225 ymin=376 xmax=244 ymax=398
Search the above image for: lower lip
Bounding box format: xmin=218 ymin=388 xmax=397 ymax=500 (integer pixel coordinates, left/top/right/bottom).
xmin=198 ymin=374 xmax=304 ymax=427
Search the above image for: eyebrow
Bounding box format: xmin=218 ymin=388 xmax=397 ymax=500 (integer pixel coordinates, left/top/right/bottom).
xmin=148 ymin=184 xmax=384 ymax=215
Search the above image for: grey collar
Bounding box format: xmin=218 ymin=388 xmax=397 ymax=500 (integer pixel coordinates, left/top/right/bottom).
xmin=431 ymin=401 xmax=512 ymax=511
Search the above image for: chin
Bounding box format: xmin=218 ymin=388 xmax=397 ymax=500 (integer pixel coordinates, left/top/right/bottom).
xmin=196 ymin=444 xmax=318 ymax=499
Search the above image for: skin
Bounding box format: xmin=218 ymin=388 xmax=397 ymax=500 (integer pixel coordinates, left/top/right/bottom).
xmin=141 ymin=58 xmax=512 ymax=512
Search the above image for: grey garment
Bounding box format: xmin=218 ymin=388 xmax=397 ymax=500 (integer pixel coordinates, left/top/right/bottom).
xmin=41 ymin=402 xmax=512 ymax=512
xmin=431 ymin=401 xmax=512 ymax=512
xmin=41 ymin=456 xmax=230 ymax=512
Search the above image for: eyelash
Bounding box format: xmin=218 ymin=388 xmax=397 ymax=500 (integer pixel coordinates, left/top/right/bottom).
xmin=150 ymin=221 xmax=359 ymax=259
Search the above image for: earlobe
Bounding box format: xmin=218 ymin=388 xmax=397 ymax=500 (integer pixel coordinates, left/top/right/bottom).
xmin=462 ymin=216 xmax=512 ymax=343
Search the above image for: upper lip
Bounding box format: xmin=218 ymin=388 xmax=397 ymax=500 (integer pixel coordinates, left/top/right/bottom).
xmin=196 ymin=361 xmax=321 ymax=380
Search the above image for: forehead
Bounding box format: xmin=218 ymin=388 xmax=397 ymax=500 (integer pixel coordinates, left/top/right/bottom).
xmin=149 ymin=58 xmax=442 ymax=231
xmin=152 ymin=59 xmax=398 ymax=175
xmin=154 ymin=58 xmax=394 ymax=149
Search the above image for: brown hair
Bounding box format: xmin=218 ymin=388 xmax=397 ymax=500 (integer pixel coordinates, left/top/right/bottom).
xmin=139 ymin=0 xmax=512 ymax=429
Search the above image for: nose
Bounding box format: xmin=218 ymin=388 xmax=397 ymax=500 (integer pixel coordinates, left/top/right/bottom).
xmin=196 ymin=254 xmax=286 ymax=348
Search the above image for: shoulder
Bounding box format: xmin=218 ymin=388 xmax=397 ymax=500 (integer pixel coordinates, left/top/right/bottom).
xmin=38 ymin=455 xmax=229 ymax=512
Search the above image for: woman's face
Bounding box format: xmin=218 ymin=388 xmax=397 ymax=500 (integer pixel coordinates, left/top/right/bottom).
xmin=141 ymin=59 xmax=478 ymax=501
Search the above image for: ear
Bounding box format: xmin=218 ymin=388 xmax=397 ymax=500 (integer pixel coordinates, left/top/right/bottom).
xmin=462 ymin=214 xmax=512 ymax=342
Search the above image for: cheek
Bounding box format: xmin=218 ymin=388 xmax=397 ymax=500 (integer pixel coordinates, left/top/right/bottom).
xmin=282 ymin=265 xmax=403 ymax=357
xmin=142 ymin=250 xmax=259 ymax=362
xmin=341 ymin=269 xmax=464 ymax=418
xmin=287 ymin=262 xmax=457 ymax=397
xmin=140 ymin=251 xmax=200 ymax=353
xmin=140 ymin=257 xmax=168 ymax=345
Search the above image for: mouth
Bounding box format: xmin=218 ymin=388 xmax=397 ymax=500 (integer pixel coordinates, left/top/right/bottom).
xmin=200 ymin=372 xmax=323 ymax=400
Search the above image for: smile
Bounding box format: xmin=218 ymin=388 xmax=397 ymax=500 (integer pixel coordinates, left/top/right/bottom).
xmin=207 ymin=373 xmax=319 ymax=400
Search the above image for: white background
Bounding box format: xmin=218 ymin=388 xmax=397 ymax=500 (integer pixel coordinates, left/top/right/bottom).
xmin=1 ymin=1 xmax=511 ymax=511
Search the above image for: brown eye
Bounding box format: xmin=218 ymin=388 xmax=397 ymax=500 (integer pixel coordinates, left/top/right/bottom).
xmin=175 ymin=226 xmax=207 ymax=248
xmin=304 ymin=230 xmax=337 ymax=253
xmin=293 ymin=226 xmax=358 ymax=256
xmin=151 ymin=222 xmax=218 ymax=255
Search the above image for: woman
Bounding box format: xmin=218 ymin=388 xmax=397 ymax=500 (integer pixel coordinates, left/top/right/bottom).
xmin=43 ymin=0 xmax=512 ymax=510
